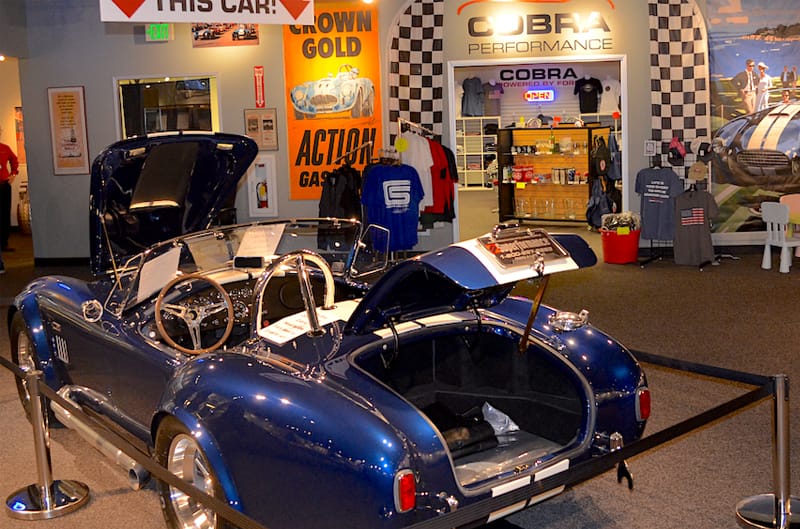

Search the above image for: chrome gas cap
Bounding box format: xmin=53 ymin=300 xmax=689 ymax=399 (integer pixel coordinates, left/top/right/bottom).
xmin=549 ymin=309 xmax=589 ymax=332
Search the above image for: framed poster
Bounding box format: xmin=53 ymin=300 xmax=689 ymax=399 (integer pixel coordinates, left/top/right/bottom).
xmin=247 ymin=154 xmax=277 ymax=217
xmin=244 ymin=108 xmax=278 ymax=150
xmin=47 ymin=86 xmax=90 ymax=175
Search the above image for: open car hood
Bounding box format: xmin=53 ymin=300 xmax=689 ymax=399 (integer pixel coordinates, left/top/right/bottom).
xmin=346 ymin=227 xmax=597 ymax=335
xmin=89 ymin=132 xmax=258 ymax=276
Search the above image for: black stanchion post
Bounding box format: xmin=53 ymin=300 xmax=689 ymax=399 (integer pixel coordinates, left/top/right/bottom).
xmin=5 ymin=370 xmax=90 ymax=520
xmin=736 ymin=374 xmax=799 ymax=529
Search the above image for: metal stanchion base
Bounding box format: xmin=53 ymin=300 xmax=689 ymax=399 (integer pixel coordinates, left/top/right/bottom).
xmin=736 ymin=494 xmax=800 ymax=529
xmin=5 ymin=480 xmax=90 ymax=520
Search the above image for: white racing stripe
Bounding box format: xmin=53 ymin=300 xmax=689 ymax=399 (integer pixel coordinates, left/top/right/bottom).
xmin=487 ymin=460 xmax=570 ymax=523
xmin=747 ymin=104 xmax=800 ymax=150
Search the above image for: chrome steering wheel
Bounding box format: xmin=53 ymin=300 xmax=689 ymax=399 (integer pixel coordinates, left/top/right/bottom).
xmin=154 ymin=273 xmax=235 ymax=355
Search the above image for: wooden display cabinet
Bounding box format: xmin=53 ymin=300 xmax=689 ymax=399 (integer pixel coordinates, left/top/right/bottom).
xmin=496 ymin=125 xmax=611 ymax=222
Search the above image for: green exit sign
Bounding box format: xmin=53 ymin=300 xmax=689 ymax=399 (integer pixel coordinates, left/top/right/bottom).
xmin=145 ymin=23 xmax=172 ymax=42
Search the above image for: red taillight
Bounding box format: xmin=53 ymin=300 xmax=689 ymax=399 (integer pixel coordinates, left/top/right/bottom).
xmin=636 ymin=387 xmax=651 ymax=421
xmin=394 ymin=470 xmax=416 ymax=513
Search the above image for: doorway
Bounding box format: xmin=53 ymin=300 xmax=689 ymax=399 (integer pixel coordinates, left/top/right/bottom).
xmin=449 ymin=56 xmax=626 ymax=237
xmin=0 ymin=56 xmax=32 ymax=259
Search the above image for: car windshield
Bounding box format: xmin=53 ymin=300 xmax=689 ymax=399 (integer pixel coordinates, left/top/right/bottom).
xmin=103 ymin=219 xmax=361 ymax=316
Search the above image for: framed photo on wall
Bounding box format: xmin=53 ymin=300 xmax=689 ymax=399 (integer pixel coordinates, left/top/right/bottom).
xmin=244 ymin=108 xmax=278 ymax=151
xmin=247 ymin=153 xmax=278 ymax=218
xmin=47 ymin=86 xmax=90 ymax=175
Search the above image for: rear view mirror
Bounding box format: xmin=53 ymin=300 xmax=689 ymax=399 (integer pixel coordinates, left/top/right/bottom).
xmin=350 ymin=224 xmax=390 ymax=278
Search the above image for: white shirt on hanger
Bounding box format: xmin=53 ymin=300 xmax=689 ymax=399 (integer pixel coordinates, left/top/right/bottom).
xmin=400 ymin=131 xmax=434 ymax=210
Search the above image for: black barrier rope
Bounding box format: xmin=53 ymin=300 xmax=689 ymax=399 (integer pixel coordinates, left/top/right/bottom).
xmin=401 ymin=382 xmax=774 ymax=529
xmin=630 ymin=349 xmax=771 ymax=387
xmin=0 ymin=352 xmax=778 ymax=529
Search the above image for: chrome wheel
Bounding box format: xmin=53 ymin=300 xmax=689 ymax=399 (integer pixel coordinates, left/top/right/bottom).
xmin=166 ymin=433 xmax=217 ymax=529
xmin=16 ymin=327 xmax=36 ymax=407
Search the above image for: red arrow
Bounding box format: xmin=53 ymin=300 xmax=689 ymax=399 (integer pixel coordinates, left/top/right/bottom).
xmin=279 ymin=0 xmax=311 ymax=20
xmin=110 ymin=0 xmax=146 ymax=18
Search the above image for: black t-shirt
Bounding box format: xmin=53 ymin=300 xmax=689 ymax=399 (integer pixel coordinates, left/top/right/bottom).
xmin=574 ymin=77 xmax=603 ymax=113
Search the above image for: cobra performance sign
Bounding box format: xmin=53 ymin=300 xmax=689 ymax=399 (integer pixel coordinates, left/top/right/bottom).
xmin=454 ymin=1 xmax=617 ymax=57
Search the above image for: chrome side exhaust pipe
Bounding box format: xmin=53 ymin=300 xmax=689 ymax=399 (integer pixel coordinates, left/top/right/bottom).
xmin=51 ymin=387 xmax=150 ymax=490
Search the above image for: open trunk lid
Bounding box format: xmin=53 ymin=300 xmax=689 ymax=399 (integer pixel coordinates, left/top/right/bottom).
xmin=346 ymin=226 xmax=596 ymax=335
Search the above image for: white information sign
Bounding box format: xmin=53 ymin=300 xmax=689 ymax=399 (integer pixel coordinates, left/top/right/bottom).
xmin=99 ymin=0 xmax=314 ymax=25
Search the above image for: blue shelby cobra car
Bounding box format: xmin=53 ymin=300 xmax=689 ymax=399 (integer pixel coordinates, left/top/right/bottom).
xmin=290 ymin=64 xmax=375 ymax=119
xmin=8 ymin=132 xmax=649 ymax=529
xmin=712 ymin=102 xmax=800 ymax=192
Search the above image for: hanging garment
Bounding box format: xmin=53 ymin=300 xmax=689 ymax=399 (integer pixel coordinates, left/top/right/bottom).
xmin=599 ymin=77 xmax=621 ymax=114
xmin=635 ymin=166 xmax=683 ymax=240
xmin=317 ymin=164 xmax=362 ymax=250
xmin=361 ymin=163 xmax=424 ymax=252
xmin=461 ymin=77 xmax=484 ymax=117
xmin=574 ymin=77 xmax=603 ymax=113
xmin=482 ymin=81 xmax=504 ymax=116
xmin=318 ymin=164 xmax=362 ymax=219
xmin=607 ymin=133 xmax=622 ymax=181
xmin=673 ymin=189 xmax=719 ymax=266
xmin=423 ymin=140 xmax=455 ymax=215
xmin=400 ymin=131 xmax=434 ymax=210
xmin=586 ymin=178 xmax=612 ymax=229
xmin=420 ymin=141 xmax=458 ymax=228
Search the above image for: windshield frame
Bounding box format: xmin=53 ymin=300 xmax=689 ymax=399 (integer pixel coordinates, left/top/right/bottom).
xmin=102 ymin=218 xmax=362 ymax=318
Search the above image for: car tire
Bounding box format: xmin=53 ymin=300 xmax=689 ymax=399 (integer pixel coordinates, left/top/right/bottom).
xmin=155 ymin=416 xmax=233 ymax=529
xmin=9 ymin=311 xmax=60 ymax=425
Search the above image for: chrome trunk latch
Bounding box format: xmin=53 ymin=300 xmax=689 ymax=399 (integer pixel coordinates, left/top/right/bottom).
xmin=435 ymin=492 xmax=458 ymax=514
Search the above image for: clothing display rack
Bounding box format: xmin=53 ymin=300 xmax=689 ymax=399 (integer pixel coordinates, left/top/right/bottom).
xmin=638 ymin=154 xmax=679 ymax=269
xmin=333 ymin=140 xmax=373 ymax=164
xmin=397 ymin=117 xmax=435 ymax=137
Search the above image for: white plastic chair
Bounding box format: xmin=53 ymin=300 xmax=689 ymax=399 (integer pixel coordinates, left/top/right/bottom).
xmin=761 ymin=201 xmax=800 ymax=273
xmin=779 ymin=193 xmax=800 ymax=256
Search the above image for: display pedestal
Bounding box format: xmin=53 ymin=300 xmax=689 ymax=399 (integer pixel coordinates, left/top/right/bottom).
xmin=736 ymin=375 xmax=798 ymax=529
xmin=6 ymin=480 xmax=90 ymax=520
xmin=736 ymin=494 xmax=800 ymax=528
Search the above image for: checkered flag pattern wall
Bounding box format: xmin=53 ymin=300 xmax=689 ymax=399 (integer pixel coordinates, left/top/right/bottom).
xmin=648 ymin=0 xmax=711 ymax=158
xmin=388 ymin=0 xmax=444 ymax=142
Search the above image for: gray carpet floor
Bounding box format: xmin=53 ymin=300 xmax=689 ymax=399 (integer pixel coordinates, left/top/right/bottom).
xmin=0 ymin=189 xmax=798 ymax=529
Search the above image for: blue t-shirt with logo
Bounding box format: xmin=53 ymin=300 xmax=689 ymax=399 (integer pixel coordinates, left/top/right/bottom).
xmin=362 ymin=164 xmax=424 ymax=251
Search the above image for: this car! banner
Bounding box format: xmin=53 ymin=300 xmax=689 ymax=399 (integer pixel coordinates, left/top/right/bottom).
xmin=99 ymin=0 xmax=314 ymax=24
xmin=283 ymin=2 xmax=382 ymax=201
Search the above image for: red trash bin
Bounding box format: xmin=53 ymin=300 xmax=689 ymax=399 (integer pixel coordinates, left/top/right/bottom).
xmin=600 ymin=229 xmax=641 ymax=264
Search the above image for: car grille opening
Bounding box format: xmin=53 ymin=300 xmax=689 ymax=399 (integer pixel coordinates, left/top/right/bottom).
xmin=737 ymin=150 xmax=790 ymax=170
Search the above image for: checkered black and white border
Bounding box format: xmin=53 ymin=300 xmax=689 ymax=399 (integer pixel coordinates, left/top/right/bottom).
xmin=388 ymin=0 xmax=444 ymax=142
xmin=648 ymin=0 xmax=711 ymax=158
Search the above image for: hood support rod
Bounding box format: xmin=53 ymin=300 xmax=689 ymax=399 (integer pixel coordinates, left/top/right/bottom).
xmin=518 ymin=274 xmax=549 ymax=355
